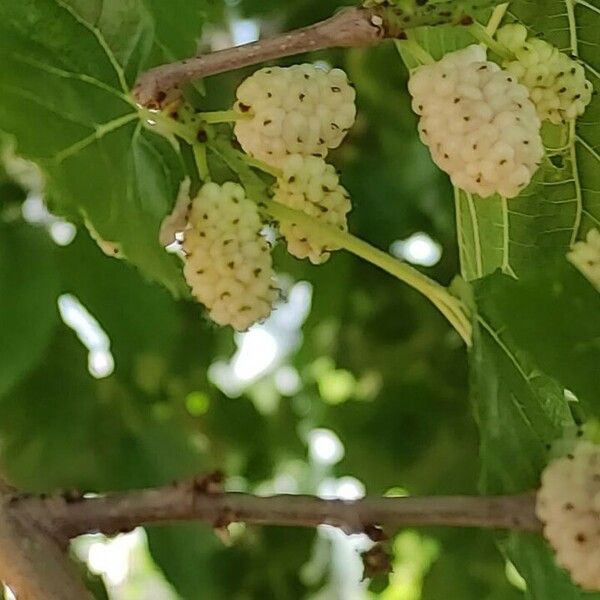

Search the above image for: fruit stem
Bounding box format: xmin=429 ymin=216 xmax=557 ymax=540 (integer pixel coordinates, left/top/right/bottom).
xmin=263 ymin=198 xmax=472 ymax=345
xmin=137 ymin=107 xmax=196 ymax=144
xmin=196 ymin=110 xmax=250 ymax=124
xmin=398 ymin=34 xmax=435 ymax=66
xmin=241 ymin=155 xmax=283 ymax=180
xmin=193 ymin=144 xmax=211 ymax=181
xmin=207 ymin=137 xmax=472 ymax=345
xmin=485 ymin=2 xmax=510 ymax=36
xmin=468 ymin=23 xmax=513 ymax=60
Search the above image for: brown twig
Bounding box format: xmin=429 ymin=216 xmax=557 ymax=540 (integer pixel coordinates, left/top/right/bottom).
xmin=0 ymin=495 xmax=92 ymax=600
xmin=12 ymin=480 xmax=541 ymax=541
xmin=133 ymin=0 xmax=501 ymax=108
xmin=134 ymin=7 xmax=384 ymax=108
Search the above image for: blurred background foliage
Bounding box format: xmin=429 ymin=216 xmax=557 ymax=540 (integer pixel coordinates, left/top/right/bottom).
xmin=0 ymin=0 xmax=597 ymax=598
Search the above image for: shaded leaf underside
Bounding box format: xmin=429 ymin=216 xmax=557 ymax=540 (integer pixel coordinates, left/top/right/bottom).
xmin=0 ymin=0 xmax=187 ymax=293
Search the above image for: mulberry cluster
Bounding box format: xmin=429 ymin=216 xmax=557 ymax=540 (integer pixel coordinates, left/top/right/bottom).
xmin=567 ymin=228 xmax=600 ymax=291
xmin=233 ymin=64 xmax=356 ymax=164
xmin=536 ymin=441 xmax=600 ymax=591
xmin=497 ymin=24 xmax=593 ymax=124
xmin=272 ymin=155 xmax=351 ymax=264
xmin=182 ymin=182 xmax=278 ymax=331
xmin=408 ymin=45 xmax=544 ymax=198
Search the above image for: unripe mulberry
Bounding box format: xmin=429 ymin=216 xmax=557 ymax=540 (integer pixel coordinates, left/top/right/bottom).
xmin=271 ymin=155 xmax=351 ymax=264
xmin=182 ymin=182 xmax=278 ymax=331
xmin=408 ymin=45 xmax=544 ymax=199
xmin=536 ymin=441 xmax=600 ymax=591
xmin=497 ymin=24 xmax=593 ymax=124
xmin=567 ymin=228 xmax=600 ymax=291
xmin=233 ymin=64 xmax=356 ymax=164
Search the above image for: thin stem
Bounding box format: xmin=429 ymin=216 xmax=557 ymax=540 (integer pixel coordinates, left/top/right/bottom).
xmin=193 ymin=144 xmax=211 ymax=181
xmin=242 ymin=155 xmax=283 ymax=180
xmin=196 ymin=110 xmax=250 ymax=124
xmin=263 ymin=199 xmax=472 ymax=345
xmin=400 ymin=34 xmax=435 ymax=66
xmin=469 ymin=23 xmax=513 ymax=59
xmin=207 ymin=138 xmax=471 ymax=344
xmin=138 ymin=107 xmax=196 ymax=144
xmin=485 ymin=2 xmax=510 ymax=36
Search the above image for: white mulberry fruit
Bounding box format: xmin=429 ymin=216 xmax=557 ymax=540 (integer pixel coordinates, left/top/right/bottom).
xmin=233 ymin=64 xmax=356 ymax=164
xmin=497 ymin=24 xmax=593 ymax=124
xmin=182 ymin=182 xmax=278 ymax=331
xmin=567 ymin=228 xmax=600 ymax=291
xmin=271 ymin=155 xmax=351 ymax=264
xmin=536 ymin=441 xmax=600 ymax=591
xmin=408 ymin=45 xmax=544 ymax=199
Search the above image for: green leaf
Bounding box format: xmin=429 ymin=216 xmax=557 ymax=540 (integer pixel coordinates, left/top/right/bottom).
xmin=407 ymin=4 xmax=600 ymax=281
xmin=473 ymin=277 xmax=571 ymax=493
xmin=0 ymin=222 xmax=59 ymax=398
xmin=477 ymin=262 xmax=600 ymax=409
xmin=146 ymin=525 xmax=224 ymax=600
xmin=457 ymin=0 xmax=600 ymax=280
xmin=0 ymin=1 xmax=188 ymax=293
xmin=472 ymin=274 xmax=600 ymax=599
xmin=503 ymin=533 xmax=595 ymax=600
xmin=142 ymin=0 xmax=206 ymax=61
xmin=511 ymin=0 xmax=600 ymax=236
xmin=56 ymin=229 xmax=181 ymax=373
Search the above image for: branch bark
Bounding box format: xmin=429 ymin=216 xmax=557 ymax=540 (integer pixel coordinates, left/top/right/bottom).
xmin=0 ymin=494 xmax=92 ymax=600
xmin=134 ymin=7 xmax=383 ymax=108
xmin=133 ymin=1 xmax=501 ymax=108
xmin=12 ymin=481 xmax=540 ymax=541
